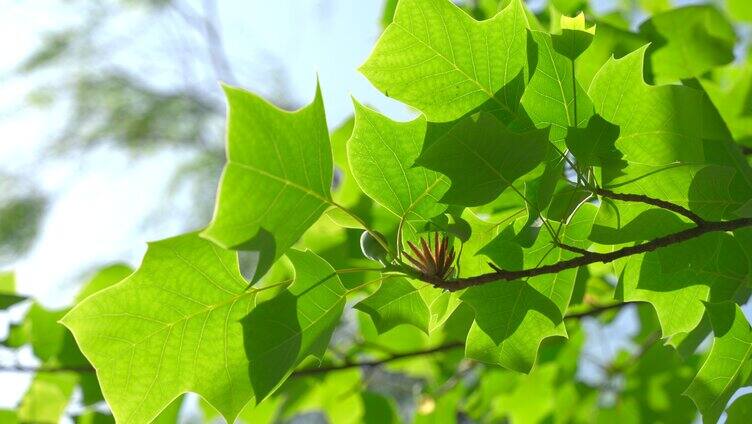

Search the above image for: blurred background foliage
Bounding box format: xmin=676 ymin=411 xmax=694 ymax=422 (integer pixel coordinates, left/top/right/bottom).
xmin=1 ymin=0 xmax=752 ymax=423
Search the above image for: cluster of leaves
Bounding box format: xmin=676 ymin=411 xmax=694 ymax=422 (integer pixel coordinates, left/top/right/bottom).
xmin=4 ymin=0 xmax=752 ymax=422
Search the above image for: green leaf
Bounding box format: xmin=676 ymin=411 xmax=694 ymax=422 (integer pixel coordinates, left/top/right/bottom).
xmin=0 ymin=271 xmax=26 ymax=310
xmin=355 ymin=276 xmax=430 ymax=334
xmin=565 ymin=114 xmax=624 ymax=172
xmin=639 ymin=5 xmax=736 ymax=84
xmin=243 ymin=248 xmax=346 ymax=400
xmin=62 ymin=233 xmax=256 ymax=423
xmin=588 ymin=45 xmax=745 ymax=221
xmin=552 ymin=12 xmax=595 ymax=60
xmin=462 ymin=281 xmax=565 ymax=373
xmin=701 ymin=64 xmax=752 ymax=148
xmin=575 ymin=21 xmax=647 ymax=88
xmin=202 ymin=83 xmax=332 ymax=278
xmin=360 ymin=0 xmax=531 ymax=122
xmin=521 ymin=30 xmax=593 ymax=140
xmin=462 ymin=203 xmax=597 ymax=372
xmin=28 ymin=304 xmax=68 ymax=362
xmin=361 ymin=391 xmax=401 ymax=424
xmin=18 ymin=373 xmax=77 ymax=424
xmin=685 ymin=302 xmax=752 ymax=424
xmin=728 ymin=0 xmax=752 ymax=22
xmin=347 ymin=101 xmax=449 ymax=236
xmin=76 ymin=263 xmax=132 ymax=303
xmin=619 ymin=342 xmax=699 ymax=423
xmin=727 ymin=393 xmax=752 ymax=424
xmin=417 ymin=112 xmax=549 ymax=206
xmin=0 ymin=411 xmax=17 ymax=424
xmin=619 ymin=232 xmax=748 ymax=337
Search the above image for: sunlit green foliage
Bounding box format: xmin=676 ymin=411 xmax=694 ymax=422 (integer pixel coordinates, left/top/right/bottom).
xmin=5 ymin=0 xmax=752 ymax=423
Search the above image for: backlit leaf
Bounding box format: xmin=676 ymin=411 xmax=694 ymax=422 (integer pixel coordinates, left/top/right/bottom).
xmin=202 ymin=83 xmax=332 ymax=278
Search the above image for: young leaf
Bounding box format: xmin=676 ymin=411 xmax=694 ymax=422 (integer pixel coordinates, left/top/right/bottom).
xmin=17 ymin=373 xmax=77 ymax=424
xmin=417 ymin=112 xmax=549 ymax=206
xmin=685 ymin=302 xmax=752 ymax=424
xmin=552 ymin=13 xmax=595 ymax=60
xmin=521 ymin=30 xmax=593 ymax=140
xmin=360 ymin=0 xmax=530 ymax=122
xmin=62 ymin=233 xmax=256 ymax=423
xmin=202 ymin=83 xmax=332 ymax=279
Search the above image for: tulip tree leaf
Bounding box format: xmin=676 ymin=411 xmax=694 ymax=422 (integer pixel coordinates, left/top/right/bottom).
xmin=588 ymin=46 xmax=748 ymax=221
xmin=360 ymin=0 xmax=531 ymax=122
xmin=552 ymin=12 xmax=595 ymax=60
xmin=18 ymin=373 xmax=77 ymax=424
xmin=685 ymin=302 xmax=752 ymax=424
xmin=0 ymin=272 xmax=26 ymax=310
xmin=618 ymin=232 xmax=749 ymax=338
xmin=521 ymin=30 xmax=593 ymax=141
xmin=347 ymin=101 xmax=449 ymax=237
xmin=62 ymin=233 xmax=257 ymax=423
xmin=462 ymin=204 xmax=597 ymax=372
xmin=243 ymin=248 xmax=346 ymax=400
xmin=202 ymin=83 xmax=332 ymax=279
xmin=76 ymin=263 xmax=133 ymax=303
xmin=417 ymin=112 xmax=549 ymax=206
xmin=355 ymin=276 xmax=430 ymax=334
xmin=726 ymin=393 xmax=752 ymax=424
xmin=639 ymin=5 xmax=736 ymax=84
xmin=62 ymin=234 xmax=347 ymax=423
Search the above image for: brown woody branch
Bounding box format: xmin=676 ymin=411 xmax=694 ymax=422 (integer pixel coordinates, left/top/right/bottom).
xmin=742 ymin=146 xmax=752 ymax=156
xmin=428 ymin=217 xmax=752 ymax=291
xmin=593 ymin=187 xmax=706 ymax=225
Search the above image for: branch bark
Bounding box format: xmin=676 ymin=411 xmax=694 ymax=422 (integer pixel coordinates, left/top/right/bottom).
xmin=428 ymin=217 xmax=752 ymax=291
xmin=593 ymin=187 xmax=706 ymax=225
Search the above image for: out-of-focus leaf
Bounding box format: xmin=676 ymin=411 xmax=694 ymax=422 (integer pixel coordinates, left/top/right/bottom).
xmin=0 ymin=194 xmax=47 ymax=262
xmin=638 ymin=6 xmax=736 ymax=84
xmin=727 ymin=393 xmax=752 ymax=424
xmin=18 ymin=372 xmax=77 ymax=424
xmin=0 ymin=272 xmax=26 ymax=310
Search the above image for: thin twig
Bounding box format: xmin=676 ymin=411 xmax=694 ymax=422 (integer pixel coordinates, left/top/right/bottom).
xmin=563 ymin=302 xmax=631 ymax=320
xmin=429 ymin=217 xmax=752 ymax=291
xmin=0 ymin=302 xmax=630 ymax=377
xmin=291 ymin=342 xmax=464 ymax=377
xmin=594 ymin=187 xmax=705 ymax=225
